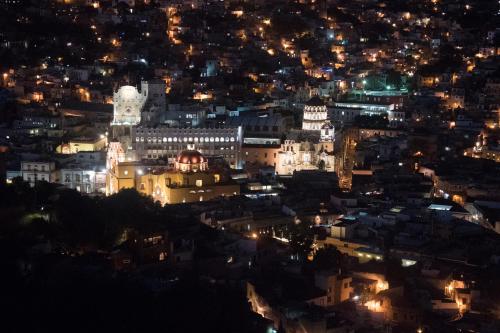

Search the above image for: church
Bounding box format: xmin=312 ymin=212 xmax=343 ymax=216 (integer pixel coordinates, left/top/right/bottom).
xmin=275 ymin=97 xmax=336 ymax=175
xmin=106 ymin=149 xmax=240 ymax=205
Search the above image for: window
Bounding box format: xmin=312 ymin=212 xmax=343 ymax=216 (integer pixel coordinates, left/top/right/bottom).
xmin=195 ymin=179 xmax=203 ymax=187
xmin=75 ymin=174 xmax=81 ymax=182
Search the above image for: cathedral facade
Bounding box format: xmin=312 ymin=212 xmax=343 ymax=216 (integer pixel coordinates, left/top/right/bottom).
xmin=275 ymin=139 xmax=335 ymax=175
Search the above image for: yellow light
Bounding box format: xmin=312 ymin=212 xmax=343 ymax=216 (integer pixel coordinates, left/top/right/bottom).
xmin=251 ymin=233 xmax=258 ymax=239
xmin=232 ymin=10 xmax=243 ymax=17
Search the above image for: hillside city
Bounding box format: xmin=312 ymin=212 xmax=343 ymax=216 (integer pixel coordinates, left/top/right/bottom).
xmin=0 ymin=0 xmax=500 ymax=332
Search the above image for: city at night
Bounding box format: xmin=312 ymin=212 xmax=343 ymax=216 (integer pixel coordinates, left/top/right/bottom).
xmin=1 ymin=0 xmax=500 ymax=332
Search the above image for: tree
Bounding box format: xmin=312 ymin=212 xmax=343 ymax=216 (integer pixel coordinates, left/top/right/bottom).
xmin=317 ymin=159 xmax=326 ymax=171
xmin=289 ymin=220 xmax=314 ymax=261
xmin=311 ymin=247 xmax=341 ymax=271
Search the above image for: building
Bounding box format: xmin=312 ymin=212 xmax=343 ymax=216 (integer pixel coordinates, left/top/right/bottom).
xmin=111 ymin=85 xmax=145 ymax=126
xmin=107 ymin=150 xmax=240 ymax=204
xmin=275 ymin=139 xmax=335 ymax=175
xmin=302 ymin=97 xmax=328 ymax=131
xmin=314 ymin=270 xmax=353 ymax=306
xmin=132 ymin=126 xmax=243 ymax=168
xmin=111 ymin=80 xmax=166 ymax=126
xmin=60 ymin=167 xmax=106 ymax=194
xmin=333 ymin=101 xmax=405 ymax=126
xmin=59 ymin=152 xmax=107 ymax=194
xmin=21 ymin=161 xmax=57 ymax=186
xmin=57 ymin=136 xmax=108 ymax=154
xmin=242 ymin=144 xmax=281 ymax=168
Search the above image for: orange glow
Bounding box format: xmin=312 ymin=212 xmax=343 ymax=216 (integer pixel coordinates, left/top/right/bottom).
xmin=365 ymin=300 xmax=383 ymax=312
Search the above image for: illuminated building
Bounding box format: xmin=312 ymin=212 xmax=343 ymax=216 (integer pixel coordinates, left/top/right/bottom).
xmin=60 ymin=167 xmax=106 ymax=194
xmin=333 ymin=101 xmax=405 ymax=126
xmin=275 ymin=139 xmax=335 ymax=175
xmin=107 ymin=150 xmax=240 ymax=204
xmin=111 ymin=85 xmax=144 ymax=126
xmin=21 ymin=161 xmax=57 ymax=186
xmin=57 ymin=136 xmax=108 ymax=154
xmin=302 ymin=97 xmax=328 ymax=131
xmin=275 ymin=121 xmax=335 ymax=176
xmin=112 ymin=80 xmax=166 ymax=126
xmin=132 ymin=126 xmax=243 ymax=168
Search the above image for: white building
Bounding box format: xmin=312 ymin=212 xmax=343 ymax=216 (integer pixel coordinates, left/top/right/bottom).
xmin=111 ymin=80 xmax=166 ymax=126
xmin=111 ymin=85 xmax=145 ymax=126
xmin=60 ymin=168 xmax=106 ymax=194
xmin=21 ymin=161 xmax=57 ymax=186
xmin=275 ymin=139 xmax=335 ymax=175
xmin=59 ymin=152 xmax=107 ymax=194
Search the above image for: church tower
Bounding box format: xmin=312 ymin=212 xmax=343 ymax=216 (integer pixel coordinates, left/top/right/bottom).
xmin=302 ymin=96 xmax=328 ymax=131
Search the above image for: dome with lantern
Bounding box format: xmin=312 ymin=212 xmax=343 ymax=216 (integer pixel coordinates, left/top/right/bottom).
xmin=175 ymin=150 xmax=208 ymax=172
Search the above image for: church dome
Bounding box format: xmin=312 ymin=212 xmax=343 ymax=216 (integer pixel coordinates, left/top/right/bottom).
xmin=175 ymin=150 xmax=208 ymax=172
xmin=177 ymin=150 xmax=205 ymax=164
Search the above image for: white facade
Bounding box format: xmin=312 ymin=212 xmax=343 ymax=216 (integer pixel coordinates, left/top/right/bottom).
xmin=21 ymin=161 xmax=57 ymax=186
xmin=60 ymin=168 xmax=106 ymax=194
xmin=111 ymin=85 xmax=145 ymax=126
xmin=302 ymin=103 xmax=328 ymax=131
xmin=111 ymin=80 xmax=166 ymax=126
xmin=275 ymin=140 xmax=335 ymax=175
xmin=320 ymin=121 xmax=335 ymax=142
